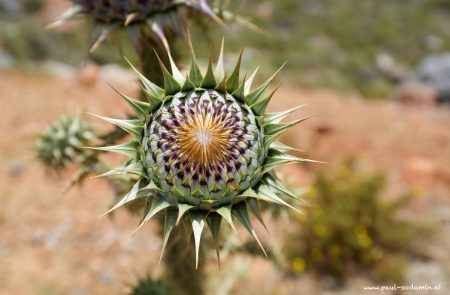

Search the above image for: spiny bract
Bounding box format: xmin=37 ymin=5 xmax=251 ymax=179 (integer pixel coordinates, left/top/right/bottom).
xmin=35 ymin=114 xmax=95 ymax=169
xmin=48 ymin=0 xmax=220 ymax=52
xmin=94 ymin=40 xmax=317 ymax=268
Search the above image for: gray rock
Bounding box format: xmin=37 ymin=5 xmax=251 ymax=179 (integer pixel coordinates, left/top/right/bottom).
xmin=0 ymin=51 xmax=14 ymax=69
xmin=41 ymin=60 xmax=77 ymax=80
xmin=0 ymin=0 xmax=21 ymax=15
xmin=375 ymin=52 xmax=407 ymax=82
xmin=412 ymin=53 xmax=450 ymax=104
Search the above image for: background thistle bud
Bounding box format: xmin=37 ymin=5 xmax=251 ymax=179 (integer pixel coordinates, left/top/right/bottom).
xmin=35 ymin=114 xmax=96 ymax=170
xmin=94 ymin=39 xmax=319 ymax=268
xmin=49 ymin=0 xmax=221 ymax=52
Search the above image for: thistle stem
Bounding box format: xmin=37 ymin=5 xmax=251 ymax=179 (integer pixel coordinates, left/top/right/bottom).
xmin=162 ymin=226 xmax=205 ymax=295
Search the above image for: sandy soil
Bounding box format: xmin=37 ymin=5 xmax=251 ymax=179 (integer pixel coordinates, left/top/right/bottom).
xmin=0 ymin=69 xmax=449 ymax=295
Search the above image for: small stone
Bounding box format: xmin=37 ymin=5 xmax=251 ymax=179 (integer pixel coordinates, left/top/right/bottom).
xmin=8 ymin=161 xmax=25 ymax=177
xmin=79 ymin=62 xmax=100 ymax=87
xmin=395 ymin=82 xmax=436 ymax=106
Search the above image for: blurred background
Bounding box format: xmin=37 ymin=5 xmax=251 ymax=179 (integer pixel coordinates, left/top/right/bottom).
xmin=0 ymin=0 xmax=449 ymax=294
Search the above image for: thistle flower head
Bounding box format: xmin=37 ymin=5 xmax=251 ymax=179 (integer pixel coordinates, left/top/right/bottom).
xmin=48 ymin=0 xmax=220 ymax=52
xmin=95 ymin=40 xmax=317 ymax=267
xmin=35 ymin=114 xmax=95 ymax=169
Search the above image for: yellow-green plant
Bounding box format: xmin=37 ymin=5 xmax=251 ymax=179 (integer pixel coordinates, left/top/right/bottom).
xmin=284 ymin=159 xmax=435 ymax=285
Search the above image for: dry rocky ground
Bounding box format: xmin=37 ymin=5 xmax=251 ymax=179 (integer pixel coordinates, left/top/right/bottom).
xmin=0 ymin=68 xmax=449 ymax=295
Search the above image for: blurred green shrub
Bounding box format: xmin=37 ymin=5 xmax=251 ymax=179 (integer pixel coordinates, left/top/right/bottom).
xmin=129 ymin=275 xmax=170 ymax=295
xmin=284 ymin=159 xmax=435 ymax=285
xmin=222 ymin=0 xmax=450 ymax=97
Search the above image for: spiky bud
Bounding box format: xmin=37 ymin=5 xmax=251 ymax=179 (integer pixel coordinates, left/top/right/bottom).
xmin=35 ymin=114 xmax=96 ymax=170
xmin=94 ymin=40 xmax=318 ymax=267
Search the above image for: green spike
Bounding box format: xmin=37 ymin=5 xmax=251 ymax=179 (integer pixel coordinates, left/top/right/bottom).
xmin=231 ymin=74 xmax=246 ymax=101
xmin=141 ymin=86 xmax=164 ymax=111
xmin=264 ymin=119 xmax=305 ymax=137
xmin=46 ymin=5 xmax=83 ymax=29
xmin=214 ymin=38 xmax=225 ymax=83
xmin=182 ymin=75 xmax=196 ymax=91
xmin=262 ymin=150 xmax=324 ymax=174
xmin=95 ymin=160 xmax=144 ymax=178
xmin=269 ymin=141 xmax=304 ymax=153
xmin=125 ymin=12 xmax=138 ymax=26
xmin=231 ymin=202 xmax=267 ymax=257
xmin=89 ymin=113 xmax=142 ymax=137
xmin=177 ymin=204 xmax=194 ymax=225
xmin=88 ymin=141 xmax=139 ymax=158
xmin=148 ymin=20 xmax=170 ymax=52
xmin=187 ymin=32 xmax=203 ymax=87
xmin=137 ymin=180 xmax=161 ymax=195
xmin=190 ymin=211 xmax=206 ymax=269
xmin=256 ymin=183 xmax=299 ymax=213
xmin=263 ymin=174 xmax=308 ymax=205
xmin=206 ymin=213 xmax=222 ymax=265
xmin=244 ymin=62 xmax=286 ymax=105
xmin=216 ymin=206 xmax=235 ymax=232
xmin=264 ymin=116 xmax=314 ymax=145
xmin=250 ymin=85 xmax=279 ymax=115
xmin=264 ymin=105 xmax=305 ymax=124
xmin=226 ymin=47 xmax=244 ymax=93
xmin=89 ymin=24 xmax=116 ymax=53
xmin=124 ymin=57 xmax=164 ymax=98
xmin=134 ymin=196 xmax=171 ymax=234
xmin=107 ymin=82 xmax=150 ymax=118
xmin=200 ymin=52 xmax=217 ymax=89
xmin=239 ymin=187 xmax=258 ymax=198
xmin=101 ymin=180 xmax=142 ymax=216
xmin=154 ymin=50 xmax=182 ymax=95
xmin=215 ymin=72 xmax=228 ymax=93
xmin=246 ymin=198 xmax=267 ymax=231
xmin=165 ymin=40 xmax=185 ymax=85
xmin=159 ymin=209 xmax=178 ymax=262
xmin=244 ymin=67 xmax=259 ymax=95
